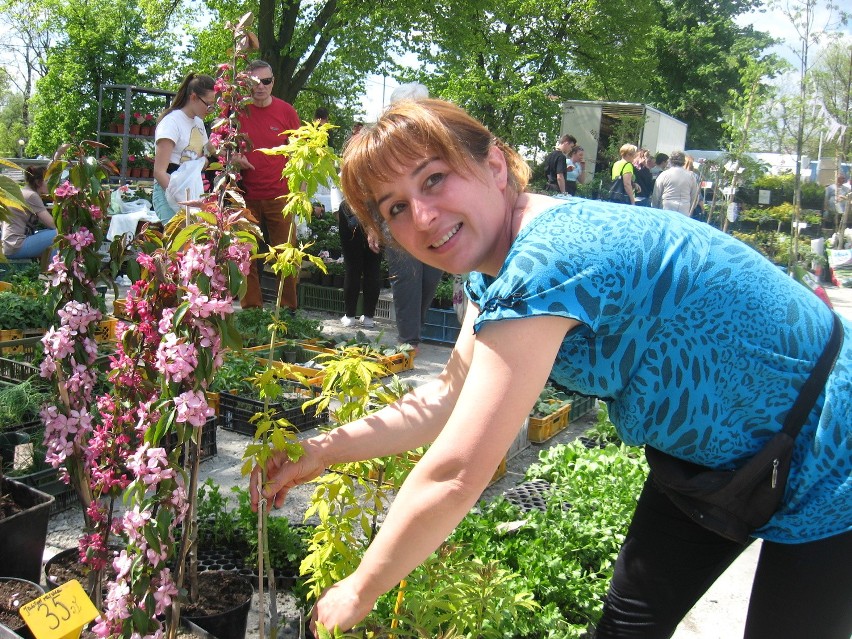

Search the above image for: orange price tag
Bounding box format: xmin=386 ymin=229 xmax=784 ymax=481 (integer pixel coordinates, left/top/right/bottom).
xmin=19 ymin=580 xmax=99 ymax=639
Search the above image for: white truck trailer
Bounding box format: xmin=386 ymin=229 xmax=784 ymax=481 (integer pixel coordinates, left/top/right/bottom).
xmin=560 ymin=100 xmax=687 ymax=183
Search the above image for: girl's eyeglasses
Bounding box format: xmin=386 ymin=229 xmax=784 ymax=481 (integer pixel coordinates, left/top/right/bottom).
xmin=198 ymin=96 xmax=216 ymax=113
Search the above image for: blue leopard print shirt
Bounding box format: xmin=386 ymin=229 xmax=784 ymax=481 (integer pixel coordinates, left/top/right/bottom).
xmin=466 ymin=199 xmax=851 ymax=543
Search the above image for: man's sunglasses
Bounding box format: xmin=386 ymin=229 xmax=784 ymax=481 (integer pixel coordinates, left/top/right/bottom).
xmin=257 ymin=77 xmax=274 ymax=86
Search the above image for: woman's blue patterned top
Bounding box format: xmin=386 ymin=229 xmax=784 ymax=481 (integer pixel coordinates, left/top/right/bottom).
xmin=466 ymin=199 xmax=851 ymax=542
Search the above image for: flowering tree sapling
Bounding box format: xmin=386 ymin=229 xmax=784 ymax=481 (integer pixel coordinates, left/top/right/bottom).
xmin=39 ymin=142 xmax=131 ymax=602
xmin=38 ymin=19 xmax=259 ymax=639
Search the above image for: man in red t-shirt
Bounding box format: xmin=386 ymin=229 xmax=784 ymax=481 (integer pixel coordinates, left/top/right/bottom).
xmin=233 ymin=59 xmax=302 ymax=309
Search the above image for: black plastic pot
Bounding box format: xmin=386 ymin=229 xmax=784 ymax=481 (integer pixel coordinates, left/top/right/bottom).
xmin=0 ymin=577 xmax=45 ymax=639
xmin=0 ymin=478 xmax=54 ymax=583
xmin=183 ymin=571 xmax=253 ymax=639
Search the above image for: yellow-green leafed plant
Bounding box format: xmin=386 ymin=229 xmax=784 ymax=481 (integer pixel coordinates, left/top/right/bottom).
xmin=259 ymin=118 xmax=340 ymax=223
xmin=0 ymin=157 xmax=25 ymax=225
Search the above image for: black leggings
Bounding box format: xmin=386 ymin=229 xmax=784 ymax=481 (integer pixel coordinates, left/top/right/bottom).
xmin=338 ymin=211 xmax=382 ymax=318
xmin=592 ymin=476 xmax=852 ymax=639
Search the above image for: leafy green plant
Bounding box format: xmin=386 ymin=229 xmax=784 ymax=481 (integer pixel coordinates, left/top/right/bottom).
xmin=580 ymin=402 xmax=622 ymax=448
xmin=445 ymin=441 xmax=647 ymax=638
xmin=208 ymin=350 xmax=262 ymax=394
xmin=432 ymin=276 xmax=454 ymax=308
xmin=196 ymin=479 xmax=243 ymax=548
xmin=0 ymin=378 xmax=52 ymax=429
xmin=0 ymin=291 xmax=53 ymax=330
xmin=373 ymin=545 xmax=537 ymax=638
xmin=530 ymin=384 xmax=571 ymax=418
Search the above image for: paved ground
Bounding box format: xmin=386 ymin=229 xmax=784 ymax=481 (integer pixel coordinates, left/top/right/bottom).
xmin=42 ymin=282 xmax=852 ymax=637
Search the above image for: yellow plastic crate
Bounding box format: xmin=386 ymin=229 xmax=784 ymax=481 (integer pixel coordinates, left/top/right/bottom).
xmin=527 ymin=402 xmax=571 ymax=443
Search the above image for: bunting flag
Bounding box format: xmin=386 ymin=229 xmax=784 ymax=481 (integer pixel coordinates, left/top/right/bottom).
xmin=811 ymin=97 xmax=848 ymax=143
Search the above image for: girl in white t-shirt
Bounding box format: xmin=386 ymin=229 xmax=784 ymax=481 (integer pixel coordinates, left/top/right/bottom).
xmin=152 ymin=73 xmax=215 ymax=223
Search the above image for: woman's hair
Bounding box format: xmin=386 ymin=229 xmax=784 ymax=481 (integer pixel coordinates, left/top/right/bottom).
xmin=340 ymin=99 xmax=531 ymax=240
xmin=24 ymin=165 xmax=45 ymax=190
xmin=619 ymin=143 xmax=638 ymax=158
xmin=157 ymin=73 xmax=215 ymax=124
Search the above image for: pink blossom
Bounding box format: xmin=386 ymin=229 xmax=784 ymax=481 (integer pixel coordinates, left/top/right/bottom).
xmin=127 ymin=445 xmax=175 ymax=487
xmin=179 ymin=244 xmax=216 ymax=280
xmin=136 ymin=253 xmax=155 ymax=271
xmin=89 ymin=205 xmax=102 ymax=219
xmin=173 ymin=390 xmax=212 ymax=427
xmin=152 ymin=569 xmax=179 ymax=616
xmin=54 ymin=181 xmax=79 ymax=198
xmin=46 ymin=255 xmax=69 ymax=287
xmin=157 ymin=307 xmax=175 ymax=335
xmin=57 ymin=300 xmax=101 ymax=333
xmin=183 ymin=284 xmax=233 ymax=319
xmin=66 ymin=228 xmax=96 ymax=250
xmin=154 ymin=333 xmax=197 ymax=383
xmin=226 ymin=242 xmax=252 ymax=275
xmin=42 ymin=326 xmax=75 ymax=360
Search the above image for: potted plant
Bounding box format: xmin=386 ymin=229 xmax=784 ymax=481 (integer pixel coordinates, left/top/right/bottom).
xmin=111 ymin=112 xmax=125 ymax=134
xmin=0 ymin=576 xmax=45 ymax=638
xmin=129 ymin=112 xmax=143 ymax=135
xmin=139 ymin=114 xmax=155 ymax=137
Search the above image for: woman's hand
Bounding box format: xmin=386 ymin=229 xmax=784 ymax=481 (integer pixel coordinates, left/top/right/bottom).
xmin=310 ymin=575 xmax=376 ymax=636
xmin=367 ymin=229 xmax=381 ymax=253
xmin=249 ymin=438 xmax=327 ymax=511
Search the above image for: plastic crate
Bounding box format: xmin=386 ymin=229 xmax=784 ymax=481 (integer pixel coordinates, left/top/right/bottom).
xmin=422 ymin=308 xmax=461 ymax=345
xmin=569 ymin=394 xmax=597 ymax=421
xmin=219 ymin=387 xmax=328 ymax=436
xmin=112 ymin=298 xmax=129 ymax=319
xmin=507 ymin=418 xmax=531 ymax=460
xmin=527 ymin=401 xmax=571 ymax=443
xmin=17 ymin=466 xmax=79 ymax=515
xmin=0 ymin=356 xmax=40 ymax=383
xmin=162 ymin=416 xmax=218 ymax=462
xmin=92 ymin=319 xmax=118 ymax=343
xmin=297 ymin=283 xmax=346 ymax=314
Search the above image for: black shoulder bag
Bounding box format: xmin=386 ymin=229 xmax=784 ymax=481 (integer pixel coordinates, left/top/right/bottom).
xmin=645 ymin=313 xmax=843 ymax=544
xmin=607 ymin=162 xmax=632 ymax=204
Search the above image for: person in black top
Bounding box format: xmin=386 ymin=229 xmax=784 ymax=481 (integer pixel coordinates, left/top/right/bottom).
xmin=633 ymin=149 xmax=655 ymax=207
xmin=544 ymin=134 xmax=576 ymax=193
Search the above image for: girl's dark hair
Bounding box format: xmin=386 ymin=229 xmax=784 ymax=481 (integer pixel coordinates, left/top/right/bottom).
xmin=157 ymin=72 xmax=215 ymax=123
xmin=24 ymin=165 xmax=46 ymax=190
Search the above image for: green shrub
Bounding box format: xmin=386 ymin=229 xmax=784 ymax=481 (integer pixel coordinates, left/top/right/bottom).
xmin=0 ymin=291 xmax=53 ymax=330
xmin=738 ymin=174 xmax=824 ymax=210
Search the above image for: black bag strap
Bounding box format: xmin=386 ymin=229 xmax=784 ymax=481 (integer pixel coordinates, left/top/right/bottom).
xmin=783 ymin=313 xmax=843 ymax=438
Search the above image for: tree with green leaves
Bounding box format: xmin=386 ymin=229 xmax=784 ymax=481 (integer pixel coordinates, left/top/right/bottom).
xmin=0 ymin=0 xmax=52 ymax=132
xmin=185 ymin=0 xmax=428 ymax=131
xmin=811 ymin=40 xmax=852 ymax=165
xmin=0 ymin=81 xmax=29 ymax=157
xmin=27 ymin=0 xmax=176 ymax=156
xmin=644 ymin=0 xmax=781 ymax=148
xmin=401 ymin=0 xmax=657 ymax=152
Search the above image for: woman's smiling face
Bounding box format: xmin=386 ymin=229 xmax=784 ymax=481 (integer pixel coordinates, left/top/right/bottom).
xmin=374 ymin=146 xmax=511 ymax=276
